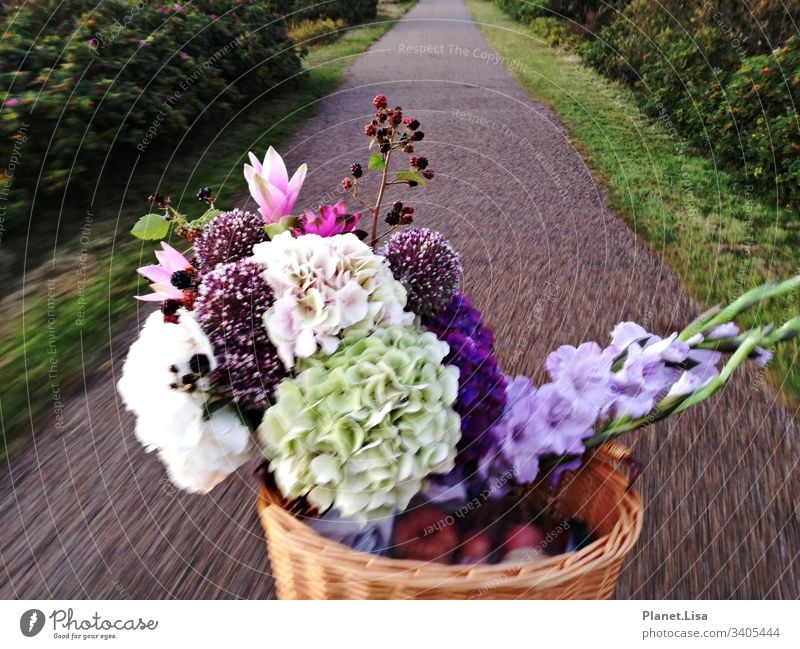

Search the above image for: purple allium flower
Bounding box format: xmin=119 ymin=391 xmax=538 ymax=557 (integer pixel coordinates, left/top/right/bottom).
xmin=195 ymin=259 xmax=285 ymax=410
xmin=422 ymin=291 xmax=494 ymax=351
xmin=297 ymin=201 xmax=360 ymax=237
xmin=193 ymin=209 xmax=268 ymax=272
xmin=379 ymin=228 xmax=462 ymax=318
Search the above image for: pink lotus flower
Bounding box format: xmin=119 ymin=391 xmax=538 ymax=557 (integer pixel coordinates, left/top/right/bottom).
xmin=298 ymin=201 xmax=360 ymax=237
xmin=244 ymin=147 xmax=307 ymax=223
xmin=136 ymin=242 xmax=193 ymax=302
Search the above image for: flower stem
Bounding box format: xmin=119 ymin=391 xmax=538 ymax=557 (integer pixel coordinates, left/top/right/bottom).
xmin=370 ymin=149 xmax=392 ymax=247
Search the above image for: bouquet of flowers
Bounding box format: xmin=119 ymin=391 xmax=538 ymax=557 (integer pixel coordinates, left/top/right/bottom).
xmin=119 ymin=94 xmax=800 ymax=569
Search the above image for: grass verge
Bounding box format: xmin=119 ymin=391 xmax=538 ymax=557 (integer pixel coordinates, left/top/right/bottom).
xmin=0 ymin=0 xmax=415 ymax=459
xmin=466 ymin=0 xmax=799 ymax=406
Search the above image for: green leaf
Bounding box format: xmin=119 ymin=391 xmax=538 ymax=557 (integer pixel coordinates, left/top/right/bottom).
xmin=264 ymin=215 xmax=300 ymax=240
xmin=367 ymin=152 xmax=386 ymax=171
xmin=186 ymin=208 xmax=223 ymax=230
xmin=202 ymin=396 xmax=231 ymax=421
xmin=394 ymin=170 xmax=426 ymax=186
xmin=131 ymin=213 xmax=170 ymax=240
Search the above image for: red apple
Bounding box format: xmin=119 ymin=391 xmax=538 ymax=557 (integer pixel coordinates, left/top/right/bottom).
xmin=501 ymin=523 xmax=545 ymax=561
xmin=459 ymin=530 xmax=493 ymax=564
xmin=391 ymin=506 xmax=457 ymax=563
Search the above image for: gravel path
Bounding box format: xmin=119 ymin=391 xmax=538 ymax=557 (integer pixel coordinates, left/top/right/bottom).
xmin=2 ymin=0 xmax=798 ymax=599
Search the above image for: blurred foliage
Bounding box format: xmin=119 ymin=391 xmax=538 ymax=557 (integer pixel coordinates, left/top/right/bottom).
xmin=274 ymin=0 xmax=378 ymax=24
xmin=288 ymin=17 xmax=348 ymax=45
xmin=495 ymin=0 xmax=800 ymax=210
xmin=0 ymin=0 xmax=303 ymax=233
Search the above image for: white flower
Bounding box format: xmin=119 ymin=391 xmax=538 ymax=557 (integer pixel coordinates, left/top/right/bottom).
xmin=251 ymin=232 xmax=412 ymax=368
xmin=117 ymin=310 xmax=252 ymax=494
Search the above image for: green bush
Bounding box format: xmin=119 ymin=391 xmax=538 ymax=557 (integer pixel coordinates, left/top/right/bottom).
xmin=0 ymin=0 xmax=302 ymax=233
xmin=277 ymin=0 xmax=378 ymax=25
xmin=496 ymin=0 xmax=800 ymax=209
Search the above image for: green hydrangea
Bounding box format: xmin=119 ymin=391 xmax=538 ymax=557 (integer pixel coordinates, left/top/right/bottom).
xmin=258 ymin=325 xmax=461 ymax=521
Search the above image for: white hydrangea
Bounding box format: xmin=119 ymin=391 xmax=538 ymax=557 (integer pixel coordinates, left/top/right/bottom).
xmin=250 ymin=231 xmax=412 ymax=368
xmin=117 ymin=310 xmax=252 ymax=494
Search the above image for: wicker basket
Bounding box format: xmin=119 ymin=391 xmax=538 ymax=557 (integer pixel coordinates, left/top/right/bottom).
xmin=257 ymin=442 xmax=643 ymax=599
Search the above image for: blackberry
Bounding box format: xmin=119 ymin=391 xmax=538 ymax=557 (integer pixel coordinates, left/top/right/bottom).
xmin=189 ymin=353 xmax=212 ymax=376
xmin=385 ymin=210 xmax=400 ymax=226
xmin=410 ymin=156 xmax=429 ymax=170
xmin=351 ymin=162 xmax=363 ymax=178
xmin=196 ymin=187 xmax=213 ymax=203
xmin=411 ymin=131 xmax=425 ymax=141
xmin=170 ymin=269 xmax=194 ymax=289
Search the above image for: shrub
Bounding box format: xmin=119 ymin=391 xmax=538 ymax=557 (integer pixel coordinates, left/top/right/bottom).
xmin=497 ymin=0 xmax=800 ymax=208
xmin=0 ymin=1 xmax=302 ymax=232
xmin=288 ymin=17 xmax=347 ymax=45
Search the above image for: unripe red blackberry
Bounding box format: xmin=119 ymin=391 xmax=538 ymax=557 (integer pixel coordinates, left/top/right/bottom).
xmin=422 ymin=169 xmax=435 ymax=180
xmin=403 ymin=117 xmax=420 ymax=130
xmin=402 ymin=144 xmax=414 ymax=153
xmin=364 ymin=123 xmax=377 ymax=137
xmin=392 ymin=201 xmax=403 ymax=211
xmin=341 ymin=177 xmax=353 ymax=190
xmin=400 ymin=213 xmax=414 ymax=224
xmin=373 ymin=94 xmax=388 ymax=109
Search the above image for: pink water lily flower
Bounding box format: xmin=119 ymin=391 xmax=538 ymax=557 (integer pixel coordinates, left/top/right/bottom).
xmin=136 ymin=242 xmax=193 ymax=302
xmin=244 ymin=147 xmax=307 ymax=223
xmin=299 ymin=201 xmax=360 ymax=237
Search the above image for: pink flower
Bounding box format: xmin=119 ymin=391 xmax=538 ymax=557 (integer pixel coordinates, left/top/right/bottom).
xmin=243 ymin=147 xmax=307 ymax=223
xmin=298 ymin=201 xmax=360 ymax=237
xmin=210 ymin=13 xmax=218 ymax=20
xmin=136 ymin=242 xmax=193 ymax=302
xmin=86 ymin=38 xmax=97 ymax=48
xmin=138 ymin=39 xmax=149 ymax=46
xmin=173 ymin=3 xmax=183 ymax=10
xmin=3 ymin=98 xmax=19 ymax=108
xmin=179 ymin=52 xmax=189 ymax=60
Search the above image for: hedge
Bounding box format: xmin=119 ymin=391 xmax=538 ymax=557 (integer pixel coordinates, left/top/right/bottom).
xmin=0 ymin=1 xmax=304 ymax=235
xmin=494 ymin=0 xmax=800 ymax=209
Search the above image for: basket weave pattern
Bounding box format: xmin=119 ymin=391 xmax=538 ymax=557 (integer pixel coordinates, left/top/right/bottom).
xmin=258 ymin=443 xmax=643 ymax=599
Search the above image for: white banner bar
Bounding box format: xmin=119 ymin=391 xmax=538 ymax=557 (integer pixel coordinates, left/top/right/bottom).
xmin=2 ymin=600 xmax=798 ymax=647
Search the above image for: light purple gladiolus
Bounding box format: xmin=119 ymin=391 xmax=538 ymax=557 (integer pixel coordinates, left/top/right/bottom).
xmin=609 ymin=321 xmax=651 ymax=352
xmin=136 ymin=242 xmax=191 ymax=302
xmin=707 ymin=322 xmax=740 ymax=338
xmin=546 ymin=341 xmax=614 ymax=410
xmin=753 ymin=347 xmax=772 ymax=368
xmin=484 ymin=376 xmax=598 ymax=485
xmin=244 ymin=147 xmax=307 ymax=223
xmin=298 ymin=201 xmax=360 ymax=237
